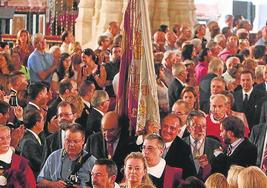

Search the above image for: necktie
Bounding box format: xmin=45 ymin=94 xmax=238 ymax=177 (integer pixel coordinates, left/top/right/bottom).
xmin=107 ymin=143 xmax=113 ymax=159
xmin=162 ymin=145 xmax=169 ymax=158
xmin=193 ymin=140 xmax=200 ymax=173
xmin=243 ymin=94 xmax=248 ymax=111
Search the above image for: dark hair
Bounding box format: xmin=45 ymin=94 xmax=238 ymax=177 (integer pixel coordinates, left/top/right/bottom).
xmin=253 ymin=45 xmax=266 ymax=59
xmin=82 ymin=48 xmax=95 ymax=57
xmin=79 ymin=80 xmax=95 ymax=97
xmin=154 ymin=63 xmax=163 ymax=79
xmin=222 ymin=27 xmax=231 ymax=36
xmin=158 ymin=24 xmax=168 ymax=33
xmin=27 ymin=82 xmax=46 ymax=100
xmin=240 ymin=48 xmax=250 ymax=58
xmin=180 ymin=86 xmax=199 ymax=110
xmin=0 ymin=42 xmax=8 ymax=49
xmin=23 ymin=110 xmax=42 ymax=129
xmin=178 ymin=176 xmax=205 ymax=188
xmin=57 ymin=101 xmax=76 ymax=114
xmin=94 ymin=159 xmax=118 ymax=177
xmin=56 ymin=53 xmax=74 ymax=81
xmin=240 ymin=70 xmax=253 ymax=78
xmin=65 ymin=123 xmax=85 ymax=137
xmin=58 ymin=78 xmax=73 ymax=95
xmin=61 ymin=31 xmax=70 ymax=42
xmin=221 ymin=116 xmax=244 ymax=138
xmin=197 ymin=48 xmax=210 ymax=61
xmin=182 ymin=44 xmax=194 ymax=61
xmin=0 ymin=101 xmax=10 ymax=114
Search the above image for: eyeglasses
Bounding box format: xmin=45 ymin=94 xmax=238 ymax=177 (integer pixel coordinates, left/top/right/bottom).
xmin=141 ymin=145 xmax=161 ymax=152
xmin=58 ymin=113 xmax=73 ymax=118
xmin=65 ymin=139 xmax=83 ymax=145
xmin=172 ymin=111 xmax=188 ymax=116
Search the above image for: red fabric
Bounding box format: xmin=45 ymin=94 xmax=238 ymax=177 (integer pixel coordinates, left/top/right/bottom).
xmin=163 ymin=165 xmax=183 ymax=188
xmin=195 ymin=61 xmax=209 ymax=84
xmin=5 ymin=154 xmax=36 ymax=188
xmin=206 ymin=115 xmax=222 ymax=142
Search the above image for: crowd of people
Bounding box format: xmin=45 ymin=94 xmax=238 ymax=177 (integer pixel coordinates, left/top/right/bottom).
xmin=0 ymin=14 xmax=267 ymax=187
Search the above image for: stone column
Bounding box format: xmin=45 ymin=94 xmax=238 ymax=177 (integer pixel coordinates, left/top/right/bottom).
xmin=151 ymin=0 xmax=169 ymax=33
xmin=168 ymin=0 xmax=196 ymax=28
xmin=75 ymin=0 xmax=95 ymax=46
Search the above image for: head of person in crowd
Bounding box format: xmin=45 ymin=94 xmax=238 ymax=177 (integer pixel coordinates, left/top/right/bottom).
xmin=58 ymin=78 xmax=78 ymax=100
xmin=172 ymin=24 xmax=181 ymax=37
xmin=160 ymin=114 xmax=181 ymax=143
xmin=190 ymin=38 xmax=202 ymax=55
xmin=180 ymin=86 xmax=199 ymax=110
xmin=205 ymin=173 xmax=229 ymax=188
xmin=0 ymin=125 xmax=12 ymax=155
xmin=32 ymin=33 xmax=46 ymax=52
xmin=178 ymin=176 xmax=205 ymax=188
xmin=197 ymin=48 xmax=211 ymax=62
xmin=240 ymin=70 xmax=254 ymax=92
xmin=49 ymin=45 xmax=61 ymax=61
xmin=61 ymin=30 xmax=74 ymax=44
xmin=91 ymin=159 xmax=118 ymax=188
xmin=27 ymin=82 xmax=48 ymax=107
xmin=253 ymin=45 xmax=266 ymax=60
xmin=225 ymin=56 xmax=240 ymax=77
xmin=194 ymin=23 xmax=206 ymax=39
xmin=214 ymin=34 xmax=227 ymax=49
xmin=210 ymin=94 xmax=228 ymax=121
xmin=101 ymin=111 xmax=122 ymax=144
xmin=220 ymin=116 xmax=245 ymax=145
xmin=79 ymin=80 xmax=95 ymax=103
xmin=260 ymin=25 xmax=267 ymax=41
xmin=206 ymin=40 xmax=222 ymax=57
xmin=255 ymin=65 xmax=265 ymax=84
xmin=227 ymin=165 xmax=244 ymax=188
xmin=63 ymin=123 xmax=85 ymax=160
xmin=222 ymin=91 xmax=235 ymax=115
xmin=82 ymin=48 xmax=96 ymax=66
xmin=172 ymin=63 xmax=188 ymax=83
xmin=113 ymin=34 xmax=122 ymax=47
xmin=10 ymin=51 xmax=23 ymax=71
xmin=107 ymin=21 xmax=120 ymax=38
xmin=172 ymin=100 xmax=191 ymax=126
xmin=9 ymin=72 xmax=28 ymax=92
xmin=98 ymin=35 xmax=111 ymax=51
xmin=56 ymin=53 xmax=74 ymax=81
xmin=123 ymin=152 xmax=154 ymax=187
xmin=187 ymin=110 xmax=206 ymax=141
xmin=0 ymin=52 xmax=13 ymax=75
xmin=57 ymin=101 xmax=76 ymax=126
xmin=0 ymin=42 xmax=10 ymax=54
xmin=242 ymin=58 xmax=257 ymax=75
xmin=225 ymin=35 xmax=239 ymax=54
xmin=153 ymin=31 xmax=166 ymax=46
xmin=0 ymin=101 xmax=10 ymax=124
xmin=154 ymin=63 xmax=165 ymax=82
xmin=237 ymin=29 xmax=249 ymax=40
xmin=165 ymin=31 xmax=177 ymax=48
xmin=207 ymin=21 xmax=220 ymax=39
xmin=208 ymin=57 xmax=224 ymax=76
xmin=179 ymin=25 xmax=193 ymax=41
xmin=142 ymin=134 xmax=164 ymax=167
xmin=225 ymin=15 xmax=234 ymax=28
xmin=23 ymin=110 xmax=44 ymax=135
xmin=111 ymin=45 xmax=122 ymax=64
xmin=237 ymin=166 xmax=267 ymax=188
xmin=159 ymin=24 xmax=169 ymax=33
xmin=162 ymin=51 xmax=177 ymax=70
xmin=182 ymin=44 xmax=194 ymax=61
xmin=91 ymin=90 xmax=110 ymax=114
xmin=239 ymin=19 xmax=252 ymax=32
xmin=221 ymin=27 xmax=233 ymax=40
xmin=16 ymin=29 xmax=31 ymax=46
xmin=210 ymin=77 xmax=226 ymax=95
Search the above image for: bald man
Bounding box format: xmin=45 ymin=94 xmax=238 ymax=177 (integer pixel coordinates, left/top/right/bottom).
xmin=85 ymin=111 xmax=138 ymax=182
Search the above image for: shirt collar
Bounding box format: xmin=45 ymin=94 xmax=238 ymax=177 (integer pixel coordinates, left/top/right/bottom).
xmin=147 ymin=158 xmax=166 ymax=178
xmin=81 ymin=98 xmax=91 ymax=109
xmin=27 ymin=129 xmax=42 ymax=145
xmin=0 ymin=148 xmax=13 ymax=164
xmin=29 ymin=101 xmax=40 ymax=110
xmin=178 ymin=124 xmax=187 ymax=138
xmin=93 ymin=107 xmax=104 ymax=116
xmin=242 ymin=88 xmax=253 ymax=98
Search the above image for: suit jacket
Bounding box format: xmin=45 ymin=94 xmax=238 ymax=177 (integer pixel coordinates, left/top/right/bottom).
xmin=211 ymin=138 xmax=257 ymax=176
xmin=164 ymin=136 xmax=196 ymax=179
xmin=254 ymin=82 xmax=266 ymax=93
xmin=45 ymin=130 xmax=62 ymax=158
xmin=18 ymin=130 xmax=47 ymax=177
xmin=199 ymin=73 xmax=217 ymax=112
xmin=45 ymin=97 xmax=62 ymax=135
xmin=76 ymin=103 xmax=92 ymax=128
xmin=233 ymin=88 xmax=266 ymax=129
xmin=168 ymin=78 xmax=184 ymax=111
xmin=85 ymin=132 xmax=139 ymax=182
xmin=260 ymin=100 xmax=267 ymax=123
xmin=249 ymin=123 xmax=267 ymax=166
xmin=85 ymin=108 xmax=103 ymax=138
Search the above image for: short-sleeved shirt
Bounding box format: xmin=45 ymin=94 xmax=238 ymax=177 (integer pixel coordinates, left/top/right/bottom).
xmin=27 ymin=49 xmax=54 ymax=83
xmin=37 ymin=149 xmax=96 ymax=187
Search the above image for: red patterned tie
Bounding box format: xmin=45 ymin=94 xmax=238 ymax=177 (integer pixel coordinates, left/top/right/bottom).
xmin=107 ymin=143 xmax=114 ymax=159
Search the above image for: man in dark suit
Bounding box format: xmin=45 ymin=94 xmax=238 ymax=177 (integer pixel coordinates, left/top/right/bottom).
xmin=172 ymin=100 xmax=190 ymax=138
xmin=85 ymin=90 xmax=110 ymax=138
xmin=233 ymin=70 xmax=266 ymax=129
xmin=168 ymin=63 xmax=187 ymax=111
xmin=45 ymin=101 xmax=76 ymax=157
xmin=249 ymin=123 xmax=267 ymax=169
xmin=46 ymin=78 xmax=78 ymax=134
xmin=160 ymin=114 xmax=196 ymax=179
xmin=76 ymin=80 xmax=95 ymax=126
xmin=85 ymin=111 xmax=138 ymax=182
xmin=183 ymin=110 xmax=221 ymax=180
xmin=19 ymin=110 xmax=47 ymax=177
xmin=211 ymin=116 xmax=257 ymax=176
xmin=199 ymin=58 xmax=224 ymax=113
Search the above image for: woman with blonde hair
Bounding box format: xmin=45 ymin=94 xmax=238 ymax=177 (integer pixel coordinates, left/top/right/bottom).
xmin=237 ymin=166 xmax=267 ymax=188
xmin=205 ymin=173 xmax=229 ymax=188
xmin=227 ymin=165 xmax=244 ymax=188
xmin=120 ymin=152 xmax=154 ymax=188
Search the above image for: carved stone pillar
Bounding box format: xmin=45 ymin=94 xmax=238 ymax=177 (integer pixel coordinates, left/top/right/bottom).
xmin=75 ymin=0 xmax=95 ymax=46
xmin=151 ymin=0 xmax=169 ymax=32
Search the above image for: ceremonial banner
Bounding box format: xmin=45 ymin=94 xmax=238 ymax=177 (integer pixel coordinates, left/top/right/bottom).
xmin=117 ymin=0 xmax=160 ymax=134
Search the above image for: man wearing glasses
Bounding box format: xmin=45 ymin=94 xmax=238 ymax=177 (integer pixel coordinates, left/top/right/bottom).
xmin=38 ymin=123 xmax=96 ymax=187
